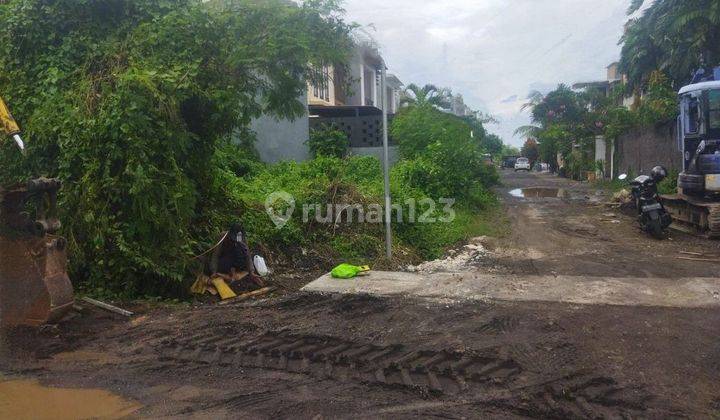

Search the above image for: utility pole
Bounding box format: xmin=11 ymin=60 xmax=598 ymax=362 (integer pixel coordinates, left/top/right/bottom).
xmin=380 ymin=66 xmax=392 ymax=258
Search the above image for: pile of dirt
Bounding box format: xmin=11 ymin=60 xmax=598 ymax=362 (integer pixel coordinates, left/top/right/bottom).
xmin=406 ymin=239 xmax=489 ymax=274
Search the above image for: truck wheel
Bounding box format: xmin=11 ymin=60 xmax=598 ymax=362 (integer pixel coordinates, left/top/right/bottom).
xmin=698 ymin=154 xmax=720 ymax=173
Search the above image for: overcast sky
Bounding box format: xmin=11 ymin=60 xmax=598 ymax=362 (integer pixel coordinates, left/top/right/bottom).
xmin=342 ymin=0 xmax=638 ymax=147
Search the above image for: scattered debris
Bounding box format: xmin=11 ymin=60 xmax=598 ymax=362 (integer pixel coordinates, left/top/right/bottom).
xmin=680 ymin=251 xmax=705 ymax=256
xmin=677 ymin=256 xmax=719 ymax=263
xmin=220 ymin=287 xmax=275 ymax=305
xmin=81 ymin=297 xmax=134 ymax=317
xmin=210 ymin=277 xmax=237 ymax=300
xmin=408 ymin=241 xmax=489 ymax=274
xmin=191 ymin=223 xmax=269 ymax=300
xmin=612 ymin=189 xmax=632 ymax=203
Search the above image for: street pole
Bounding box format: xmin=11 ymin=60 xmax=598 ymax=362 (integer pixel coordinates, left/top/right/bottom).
xmin=381 ymin=66 xmax=392 ymax=258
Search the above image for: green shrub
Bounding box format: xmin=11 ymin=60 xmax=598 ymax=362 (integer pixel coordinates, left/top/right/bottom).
xmin=0 ymin=0 xmax=354 ymax=296
xmin=658 ymin=169 xmax=679 ymax=195
xmin=306 ymin=124 xmax=350 ymax=158
xmin=390 ymin=106 xmax=499 ymax=202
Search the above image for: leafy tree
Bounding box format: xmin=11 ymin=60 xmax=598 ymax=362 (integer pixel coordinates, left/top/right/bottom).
xmin=620 ymin=0 xmax=720 ymax=90
xmin=515 ymin=85 xmax=595 ymax=175
xmin=307 ymin=124 xmax=349 ymax=158
xmin=521 ymin=138 xmax=539 ymax=164
xmin=0 ymin=0 xmax=354 ymax=295
xmin=400 ymin=83 xmax=452 ymax=110
xmin=501 ymin=145 xmax=520 ymax=156
xmin=482 ymin=133 xmax=504 ymax=156
xmin=390 ymin=105 xmax=498 ymax=200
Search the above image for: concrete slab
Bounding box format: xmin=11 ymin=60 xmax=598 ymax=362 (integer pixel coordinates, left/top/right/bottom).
xmin=302 ymin=271 xmax=720 ymax=308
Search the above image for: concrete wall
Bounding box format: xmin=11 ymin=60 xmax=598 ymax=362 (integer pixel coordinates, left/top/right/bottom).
xmin=249 ymin=95 xmax=311 ymax=164
xmin=615 ymin=122 xmax=682 ymax=176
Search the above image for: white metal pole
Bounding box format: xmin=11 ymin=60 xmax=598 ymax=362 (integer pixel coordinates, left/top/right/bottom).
xmin=381 ymin=67 xmax=392 ymax=258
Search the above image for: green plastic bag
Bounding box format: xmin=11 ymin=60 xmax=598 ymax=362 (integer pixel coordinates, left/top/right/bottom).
xmin=331 ymin=264 xmax=370 ymax=279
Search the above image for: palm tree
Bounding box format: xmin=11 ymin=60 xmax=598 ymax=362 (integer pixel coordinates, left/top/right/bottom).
xmin=620 ymin=0 xmax=720 ymax=89
xmin=627 ymin=0 xmax=646 ymax=14
xmin=400 ymin=83 xmax=452 ymax=110
xmin=514 ymin=91 xmax=544 ymax=139
xmin=514 ymin=124 xmax=542 ymax=138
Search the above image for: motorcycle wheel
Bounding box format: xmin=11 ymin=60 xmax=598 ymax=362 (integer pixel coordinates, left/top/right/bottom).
xmin=648 ymin=218 xmax=665 ymax=239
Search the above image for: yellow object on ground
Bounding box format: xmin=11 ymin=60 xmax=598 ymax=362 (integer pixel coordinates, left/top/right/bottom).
xmin=210 ymin=277 xmax=237 ymax=300
xmin=190 ymin=274 xmax=211 ymax=295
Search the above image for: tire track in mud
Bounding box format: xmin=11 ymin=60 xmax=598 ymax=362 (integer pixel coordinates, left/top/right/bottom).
xmin=156 ymin=330 xmax=522 ymax=396
xmin=152 ymin=330 xmax=650 ymax=418
xmin=499 ymin=373 xmax=651 ymax=419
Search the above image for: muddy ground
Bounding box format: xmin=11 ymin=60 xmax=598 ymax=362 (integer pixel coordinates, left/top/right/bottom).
xmin=2 ymin=170 xmax=720 ymax=419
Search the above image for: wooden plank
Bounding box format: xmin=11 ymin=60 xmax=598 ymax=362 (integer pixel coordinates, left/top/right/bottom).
xmin=219 ymin=287 xmax=275 ymax=305
xmin=677 ymin=256 xmax=719 ymax=263
xmin=679 ymin=251 xmax=704 ymax=256
xmin=81 ymin=297 xmax=134 ymax=317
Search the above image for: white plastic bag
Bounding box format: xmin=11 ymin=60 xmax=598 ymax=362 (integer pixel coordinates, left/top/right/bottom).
xmin=253 ymin=255 xmax=269 ymax=276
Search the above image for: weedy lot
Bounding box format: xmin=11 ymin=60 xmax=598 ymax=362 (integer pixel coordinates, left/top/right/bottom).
xmin=2 ymin=170 xmax=719 ymax=419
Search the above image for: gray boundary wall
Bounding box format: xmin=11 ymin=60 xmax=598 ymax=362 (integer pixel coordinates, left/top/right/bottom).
xmin=615 ymin=122 xmax=682 ymax=176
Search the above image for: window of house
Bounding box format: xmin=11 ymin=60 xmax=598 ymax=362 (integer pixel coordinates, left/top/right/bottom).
xmin=709 ymin=90 xmax=720 ymax=130
xmin=320 ymin=66 xmax=330 ymax=101
xmin=311 ymin=65 xmax=330 ymax=102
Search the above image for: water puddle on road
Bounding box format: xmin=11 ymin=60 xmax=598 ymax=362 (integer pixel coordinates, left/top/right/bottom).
xmin=509 ymin=187 xmax=567 ymax=198
xmin=0 ymin=376 xmax=141 ymax=420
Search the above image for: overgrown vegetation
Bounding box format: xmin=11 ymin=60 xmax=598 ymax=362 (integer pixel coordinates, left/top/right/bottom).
xmin=0 ymin=0 xmax=507 ymax=298
xmin=307 ymin=124 xmax=349 ymax=158
xmin=621 ymin=0 xmax=720 ymax=91
xmin=516 ymin=0 xmax=720 ymax=179
xmin=0 ymin=0 xmax=354 ymax=296
xmin=515 ymin=72 xmax=678 ymax=179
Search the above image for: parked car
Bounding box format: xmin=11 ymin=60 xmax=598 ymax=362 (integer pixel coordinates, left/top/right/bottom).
xmin=534 ymin=162 xmax=550 ymax=172
xmin=501 ymin=156 xmax=519 ymax=169
xmin=514 ymin=157 xmax=531 ymax=171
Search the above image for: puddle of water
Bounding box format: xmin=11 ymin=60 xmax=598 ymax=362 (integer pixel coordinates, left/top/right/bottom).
xmin=509 ymin=188 xmax=567 ymax=198
xmin=0 ymin=377 xmax=141 ymax=420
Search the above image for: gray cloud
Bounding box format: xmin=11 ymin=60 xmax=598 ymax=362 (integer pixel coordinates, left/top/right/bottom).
xmin=343 ymin=0 xmax=632 ymax=146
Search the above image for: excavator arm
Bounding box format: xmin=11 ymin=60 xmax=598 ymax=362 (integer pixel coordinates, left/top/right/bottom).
xmin=0 ymin=95 xmax=74 ymax=327
xmin=0 ymin=95 xmax=25 ymax=152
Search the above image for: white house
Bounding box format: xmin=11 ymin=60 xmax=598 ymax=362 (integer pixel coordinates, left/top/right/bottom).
xmin=251 ymin=41 xmax=403 ymax=163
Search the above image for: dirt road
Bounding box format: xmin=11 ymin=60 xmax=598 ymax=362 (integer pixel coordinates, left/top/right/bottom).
xmin=2 ymin=170 xmax=720 ymax=418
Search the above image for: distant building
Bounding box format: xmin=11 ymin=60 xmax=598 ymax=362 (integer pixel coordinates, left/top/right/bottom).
xmin=250 ymin=41 xmax=403 ymax=164
xmin=573 ymin=61 xmax=635 ymax=109
xmin=572 ymin=61 xmax=632 ymax=179
xmin=450 ymin=94 xmax=472 ymax=117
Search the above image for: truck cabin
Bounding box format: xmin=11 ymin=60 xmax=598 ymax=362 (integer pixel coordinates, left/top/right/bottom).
xmin=678 ymin=81 xmax=720 ymax=170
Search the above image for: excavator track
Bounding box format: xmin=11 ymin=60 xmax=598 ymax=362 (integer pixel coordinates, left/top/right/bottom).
xmin=660 ymin=193 xmax=720 ymax=238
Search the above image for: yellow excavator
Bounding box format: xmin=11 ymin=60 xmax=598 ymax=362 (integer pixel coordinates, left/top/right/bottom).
xmin=0 ymin=95 xmax=74 ymax=327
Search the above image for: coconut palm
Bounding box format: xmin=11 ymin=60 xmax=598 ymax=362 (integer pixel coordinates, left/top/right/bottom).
xmin=513 ymin=124 xmax=542 ymax=138
xmin=620 ymin=0 xmax=720 ymax=89
xmin=400 ymin=83 xmax=452 ymax=109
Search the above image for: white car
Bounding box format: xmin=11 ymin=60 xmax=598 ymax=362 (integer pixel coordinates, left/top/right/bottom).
xmin=514 ymin=157 xmax=531 ymax=171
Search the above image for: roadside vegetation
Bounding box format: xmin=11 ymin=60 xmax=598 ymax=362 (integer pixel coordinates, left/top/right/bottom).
xmin=515 ymin=75 xmax=677 ymax=180
xmin=516 ymin=0 xmax=718 ymax=180
xmin=0 ymin=0 xmax=507 ymax=298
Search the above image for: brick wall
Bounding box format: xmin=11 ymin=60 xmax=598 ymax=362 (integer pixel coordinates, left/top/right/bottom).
xmin=615 ymin=122 xmax=682 ymax=176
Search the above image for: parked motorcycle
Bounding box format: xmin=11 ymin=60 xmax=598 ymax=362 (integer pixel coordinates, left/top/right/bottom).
xmin=618 ymin=166 xmax=672 ymax=239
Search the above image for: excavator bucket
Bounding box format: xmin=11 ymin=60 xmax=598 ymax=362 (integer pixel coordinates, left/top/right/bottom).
xmin=0 ymin=178 xmax=74 ymax=327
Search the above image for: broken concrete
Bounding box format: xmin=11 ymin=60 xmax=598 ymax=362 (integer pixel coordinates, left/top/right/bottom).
xmin=303 ymin=271 xmax=720 ymax=308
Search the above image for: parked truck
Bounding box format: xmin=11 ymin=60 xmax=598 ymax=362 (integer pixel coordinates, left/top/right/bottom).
xmin=661 ymin=68 xmax=720 ymax=237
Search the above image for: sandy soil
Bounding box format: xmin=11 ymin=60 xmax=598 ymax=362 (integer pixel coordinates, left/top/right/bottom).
xmin=2 ymin=170 xmax=720 ymax=419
